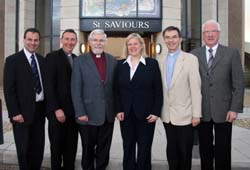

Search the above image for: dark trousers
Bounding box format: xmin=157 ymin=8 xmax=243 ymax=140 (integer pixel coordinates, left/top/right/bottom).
xmin=120 ymin=111 xmax=155 ymax=170
xmin=163 ymin=122 xmax=193 ymax=170
xmin=198 ymin=120 xmax=232 ymax=170
xmin=48 ymin=114 xmax=78 ymax=170
xmin=12 ymin=102 xmax=45 ymax=170
xmin=78 ymin=121 xmax=114 ymax=170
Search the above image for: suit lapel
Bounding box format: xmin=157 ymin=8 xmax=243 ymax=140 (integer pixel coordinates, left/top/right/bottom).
xmin=20 ymin=50 xmax=33 ymax=74
xmin=131 ymin=61 xmax=145 ymax=82
xmin=210 ymin=45 xmax=224 ymax=70
xmin=85 ymin=54 xmax=102 ymax=80
xmin=170 ymin=53 xmax=184 ymax=89
xmin=59 ymin=49 xmax=72 ymax=70
xmin=161 ymin=54 xmax=168 ymax=89
xmin=199 ymin=47 xmax=208 ymax=70
xmin=122 ymin=62 xmax=131 ymax=83
xmin=105 ymin=54 xmax=111 ymax=83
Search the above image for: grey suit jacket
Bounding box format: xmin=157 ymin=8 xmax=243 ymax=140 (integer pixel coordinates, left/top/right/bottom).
xmin=191 ymin=44 xmax=244 ymax=123
xmin=71 ymin=52 xmax=117 ymax=126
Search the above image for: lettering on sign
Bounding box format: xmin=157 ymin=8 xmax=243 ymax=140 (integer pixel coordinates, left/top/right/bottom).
xmin=81 ymin=19 xmax=162 ymax=32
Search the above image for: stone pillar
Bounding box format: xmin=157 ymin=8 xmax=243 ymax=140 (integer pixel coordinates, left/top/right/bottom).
xmin=156 ymin=0 xmax=181 ymax=57
xmin=18 ymin=0 xmax=36 ymax=50
xmin=61 ymin=0 xmax=81 ymax=55
xmin=4 ymin=0 xmax=16 ymax=58
xmin=0 ymin=0 xmax=4 ymax=86
xmin=201 ymin=0 xmax=218 ymax=23
xmin=228 ymin=0 xmax=244 ymax=68
xmin=218 ymin=0 xmax=228 ymax=46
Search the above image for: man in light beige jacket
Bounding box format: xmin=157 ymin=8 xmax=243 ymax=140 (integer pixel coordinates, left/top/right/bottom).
xmin=157 ymin=26 xmax=202 ymax=170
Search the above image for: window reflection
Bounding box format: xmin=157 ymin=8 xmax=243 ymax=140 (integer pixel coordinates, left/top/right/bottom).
xmin=82 ymin=0 xmax=104 ymax=17
xmin=106 ymin=0 xmax=136 ymax=17
xmin=138 ymin=0 xmax=160 ymax=18
xmin=81 ymin=0 xmax=161 ymax=18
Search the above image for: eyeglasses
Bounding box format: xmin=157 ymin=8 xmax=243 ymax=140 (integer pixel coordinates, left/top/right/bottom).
xmin=91 ymin=39 xmax=106 ymax=43
xmin=203 ymin=30 xmax=219 ymax=34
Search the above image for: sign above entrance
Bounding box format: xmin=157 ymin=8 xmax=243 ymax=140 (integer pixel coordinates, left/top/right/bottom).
xmin=80 ymin=19 xmax=162 ymax=32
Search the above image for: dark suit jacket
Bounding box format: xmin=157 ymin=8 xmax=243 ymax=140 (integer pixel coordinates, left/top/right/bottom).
xmin=115 ymin=57 xmax=163 ymax=120
xmin=45 ymin=48 xmax=75 ymax=118
xmin=71 ymin=52 xmax=117 ymax=126
xmin=3 ymin=50 xmax=46 ymax=124
xmin=191 ymin=44 xmax=244 ymax=123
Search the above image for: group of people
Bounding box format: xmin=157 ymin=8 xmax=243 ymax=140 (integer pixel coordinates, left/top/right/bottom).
xmin=3 ymin=19 xmax=244 ymax=170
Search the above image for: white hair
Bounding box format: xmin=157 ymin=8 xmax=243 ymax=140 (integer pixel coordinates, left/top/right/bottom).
xmin=202 ymin=20 xmax=221 ymax=32
xmin=88 ymin=29 xmax=107 ymax=41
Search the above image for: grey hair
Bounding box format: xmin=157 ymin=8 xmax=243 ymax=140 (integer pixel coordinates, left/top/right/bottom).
xmin=202 ymin=19 xmax=221 ymax=32
xmin=88 ymin=29 xmax=107 ymax=41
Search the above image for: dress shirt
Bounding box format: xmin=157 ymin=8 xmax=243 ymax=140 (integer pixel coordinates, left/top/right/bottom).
xmin=91 ymin=51 xmax=107 ymax=82
xmin=123 ymin=55 xmax=146 ymax=80
xmin=205 ymin=44 xmax=218 ymax=63
xmin=166 ymin=50 xmax=180 ymax=88
xmin=24 ymin=48 xmax=44 ymax=102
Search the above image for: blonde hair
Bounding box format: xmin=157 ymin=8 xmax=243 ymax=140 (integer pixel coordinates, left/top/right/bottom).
xmin=122 ymin=33 xmax=147 ymax=59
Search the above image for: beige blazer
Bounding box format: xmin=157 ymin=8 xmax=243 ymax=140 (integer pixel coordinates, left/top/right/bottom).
xmin=157 ymin=51 xmax=202 ymax=126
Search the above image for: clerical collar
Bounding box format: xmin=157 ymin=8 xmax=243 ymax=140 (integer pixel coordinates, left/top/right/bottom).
xmin=62 ymin=49 xmax=72 ymax=56
xmin=90 ymin=50 xmax=104 ymax=58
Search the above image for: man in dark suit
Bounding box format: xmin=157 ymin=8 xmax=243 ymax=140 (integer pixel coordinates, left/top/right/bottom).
xmin=71 ymin=29 xmax=117 ymax=170
xmin=191 ymin=20 xmax=244 ymax=170
xmin=45 ymin=29 xmax=78 ymax=170
xmin=4 ymin=28 xmax=46 ymax=170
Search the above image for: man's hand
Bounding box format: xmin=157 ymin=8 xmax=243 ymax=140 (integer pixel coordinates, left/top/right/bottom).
xmin=116 ymin=112 xmax=125 ymax=121
xmin=78 ymin=115 xmax=88 ymax=122
xmin=192 ymin=117 xmax=200 ymax=127
xmin=226 ymin=111 xmax=238 ymax=122
xmin=146 ymin=114 xmax=158 ymax=123
xmin=55 ymin=109 xmax=66 ymax=123
xmin=12 ymin=114 xmax=24 ymax=123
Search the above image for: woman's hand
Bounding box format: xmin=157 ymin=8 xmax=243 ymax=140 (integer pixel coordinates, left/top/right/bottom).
xmin=78 ymin=115 xmax=88 ymax=122
xmin=116 ymin=112 xmax=125 ymax=121
xmin=146 ymin=114 xmax=158 ymax=123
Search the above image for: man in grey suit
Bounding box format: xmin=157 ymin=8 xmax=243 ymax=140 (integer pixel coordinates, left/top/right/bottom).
xmin=71 ymin=29 xmax=117 ymax=170
xmin=191 ymin=20 xmax=244 ymax=170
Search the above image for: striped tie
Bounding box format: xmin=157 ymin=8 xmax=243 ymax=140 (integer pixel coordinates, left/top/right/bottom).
xmin=207 ymin=48 xmax=214 ymax=74
xmin=31 ymin=54 xmax=42 ymax=94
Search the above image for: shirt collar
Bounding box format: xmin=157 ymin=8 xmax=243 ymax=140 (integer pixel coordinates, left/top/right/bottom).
xmin=167 ymin=49 xmax=180 ymax=58
xmin=23 ymin=47 xmax=34 ymax=58
xmin=206 ymin=43 xmax=219 ymax=52
xmin=123 ymin=55 xmax=146 ymax=65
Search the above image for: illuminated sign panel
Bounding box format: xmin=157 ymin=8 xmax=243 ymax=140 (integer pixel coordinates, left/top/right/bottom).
xmin=80 ymin=0 xmax=162 ymax=32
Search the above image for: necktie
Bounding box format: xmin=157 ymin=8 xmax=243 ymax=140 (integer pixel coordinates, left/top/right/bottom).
xmin=67 ymin=54 xmax=73 ymax=68
xmin=207 ymin=48 xmax=214 ymax=74
xmin=31 ymin=54 xmax=42 ymax=94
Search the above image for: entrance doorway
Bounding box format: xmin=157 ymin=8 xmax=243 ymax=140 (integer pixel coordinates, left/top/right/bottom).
xmin=105 ymin=37 xmax=125 ymax=60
